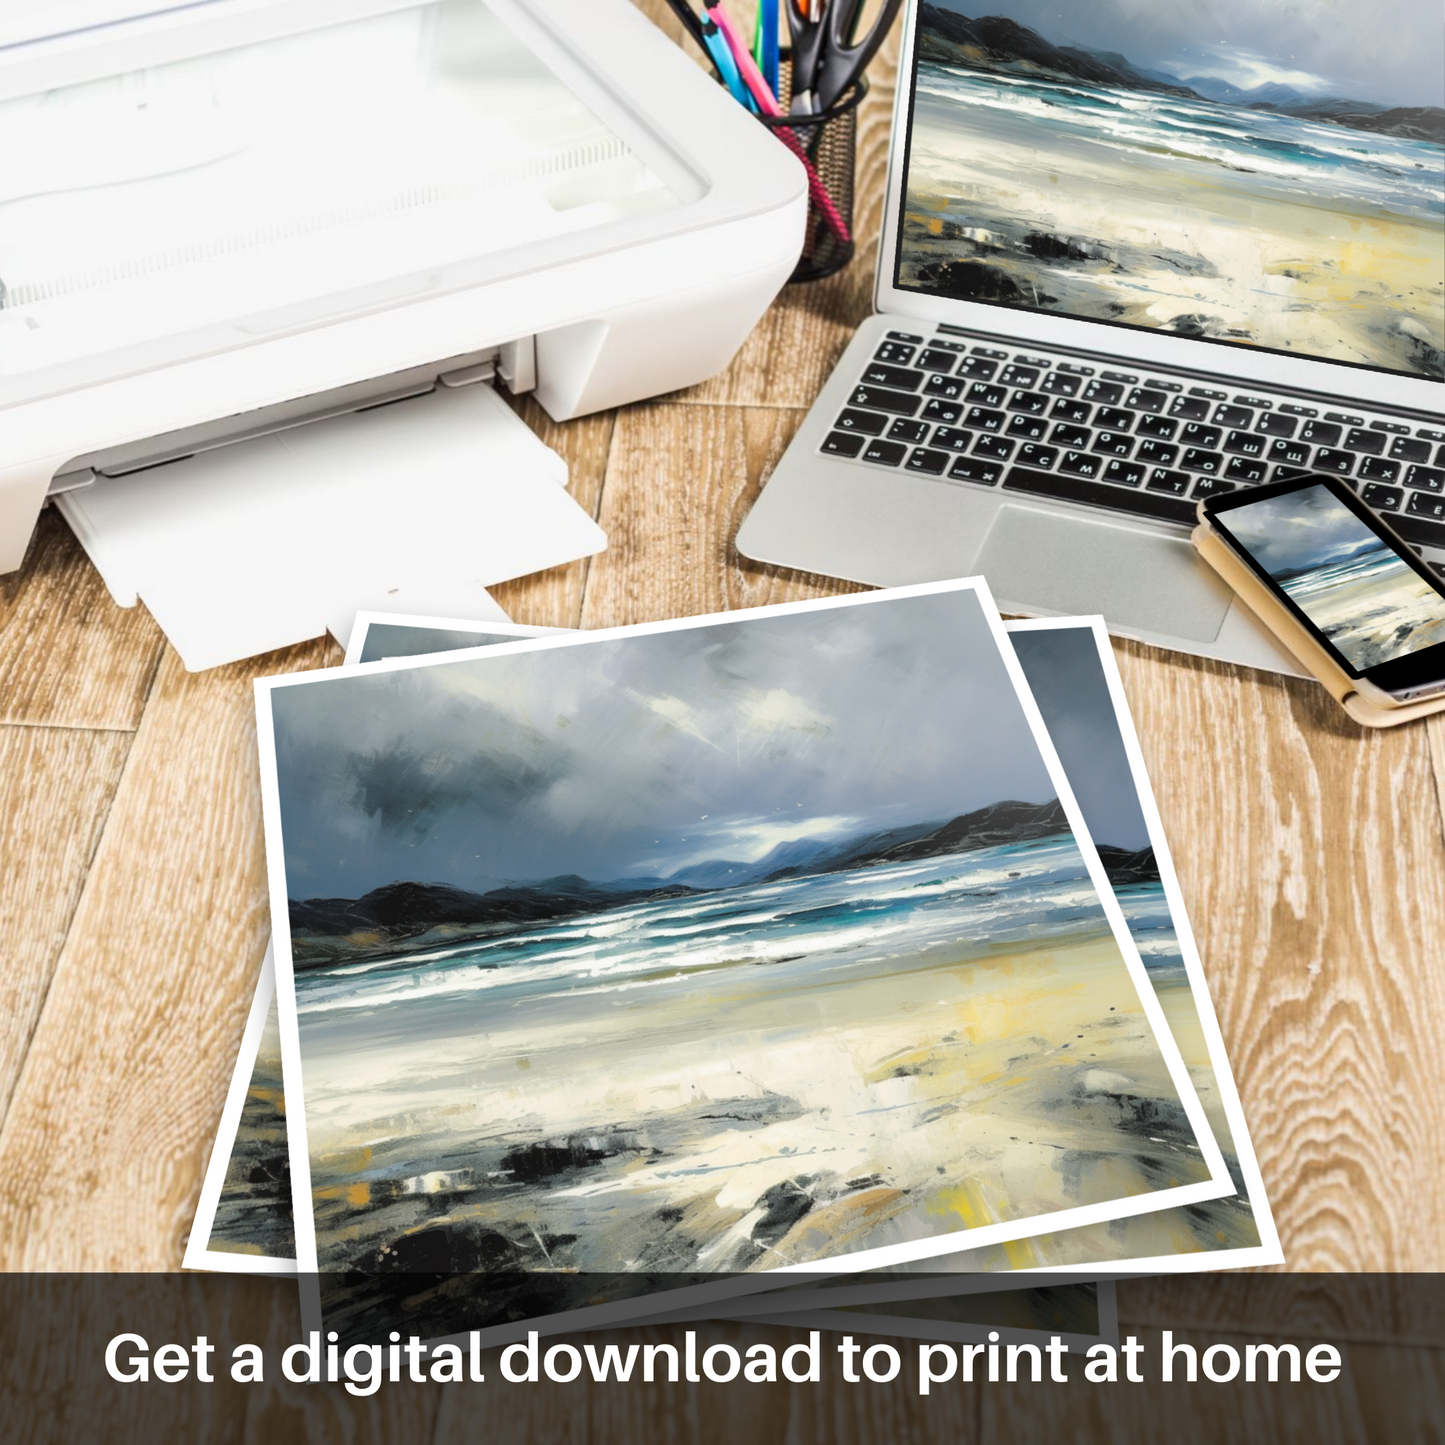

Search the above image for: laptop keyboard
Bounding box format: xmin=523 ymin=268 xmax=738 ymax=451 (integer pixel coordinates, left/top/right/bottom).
xmin=821 ymin=329 xmax=1445 ymax=563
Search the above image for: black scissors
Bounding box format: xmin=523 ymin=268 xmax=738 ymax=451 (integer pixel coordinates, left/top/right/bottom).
xmin=786 ymin=0 xmax=903 ymax=113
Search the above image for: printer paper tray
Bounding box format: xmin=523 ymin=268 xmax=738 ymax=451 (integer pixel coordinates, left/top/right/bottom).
xmin=57 ymin=383 xmax=604 ymax=670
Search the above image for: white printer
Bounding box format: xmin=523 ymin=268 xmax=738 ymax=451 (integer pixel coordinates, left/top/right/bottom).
xmin=0 ymin=0 xmax=806 ymax=663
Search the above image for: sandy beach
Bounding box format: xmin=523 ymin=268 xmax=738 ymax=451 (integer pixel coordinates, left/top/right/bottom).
xmin=302 ymin=919 xmax=1213 ymax=1288
xmin=901 ymin=66 xmax=1445 ymax=376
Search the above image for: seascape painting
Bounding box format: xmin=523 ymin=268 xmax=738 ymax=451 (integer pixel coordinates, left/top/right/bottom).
xmin=887 ymin=621 xmax=1267 ymax=1276
xmin=207 ymin=996 xmax=295 ymax=1259
xmin=899 ymin=1 xmax=1445 ymax=376
xmin=1223 ymin=483 xmax=1445 ymax=669
xmin=265 ymin=588 xmax=1222 ymax=1337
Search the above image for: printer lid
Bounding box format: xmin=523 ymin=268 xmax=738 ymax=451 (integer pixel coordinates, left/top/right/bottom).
xmin=0 ymin=0 xmax=713 ymax=411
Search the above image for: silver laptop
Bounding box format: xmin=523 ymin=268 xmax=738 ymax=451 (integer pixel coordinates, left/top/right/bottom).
xmin=738 ymin=0 xmax=1444 ymax=672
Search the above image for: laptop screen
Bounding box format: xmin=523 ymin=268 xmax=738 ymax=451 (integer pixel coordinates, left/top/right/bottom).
xmin=894 ymin=1 xmax=1445 ymax=380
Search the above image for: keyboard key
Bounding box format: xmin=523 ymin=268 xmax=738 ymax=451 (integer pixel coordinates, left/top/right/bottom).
xmin=967 ymin=382 xmax=1008 ymax=407
xmin=1257 ymin=413 xmax=1298 ymax=438
xmin=948 ymin=457 xmax=1003 ymax=485
xmin=1006 ymin=414 xmax=1048 ymax=441
xmin=1273 ymin=464 xmax=1316 ymax=481
xmin=931 ymin=426 xmax=974 ymax=452
xmin=1147 ymin=469 xmax=1191 ymax=495
xmin=850 ymin=384 xmax=921 ymax=417
xmin=971 ymin=345 xmax=1009 ymax=359
xmin=916 ymin=348 xmax=959 ymax=373
xmin=1438 ymin=445 xmax=1445 ymax=465
xmin=974 ymin=435 xmax=1015 ymax=461
xmin=1017 ymin=444 xmax=1059 ymax=469
xmin=924 ymin=374 xmax=966 ymax=400
xmin=1182 ymin=448 xmax=1223 ymax=474
xmin=1269 ymin=438 xmax=1312 ymax=467
xmin=1422 ymin=428 xmax=1445 ymax=443
xmin=1391 ymin=513 xmax=1445 ymax=550
xmin=1300 ymin=420 xmax=1341 ymax=446
xmin=958 ymin=356 xmax=999 ymax=379
xmin=1102 ymin=369 xmax=1138 ymax=384
xmin=1136 ymin=440 xmax=1179 ymax=467
xmin=965 ymin=406 xmax=1006 ymax=432
xmin=999 ymin=364 xmax=1040 ymax=388
xmin=1169 ymin=395 xmax=1211 ymax=421
xmin=1314 ymin=448 xmax=1354 ymax=475
xmin=835 ymin=408 xmax=889 ymax=435
xmin=1325 ymin=411 xmax=1363 ymax=426
xmin=1215 ymin=404 xmax=1254 ymax=429
xmin=860 ymin=366 xmax=923 ymax=392
xmin=1041 ymin=372 xmax=1081 ymax=397
xmin=887 ymin=418 xmax=932 ymax=444
xmin=1223 ymin=430 xmax=1266 ymax=458
xmin=922 ymin=398 xmax=963 ymax=424
xmin=886 ymin=330 xmax=924 ymax=343
xmin=1103 ymin=459 xmax=1146 ymax=487
xmin=1358 ymin=456 xmax=1400 ymax=483
xmin=1051 ymin=423 xmax=1091 ymax=449
xmin=1146 ymin=379 xmax=1182 ymax=393
xmin=931 ymin=339 xmax=969 ymax=352
xmin=1389 ymin=436 xmax=1431 ymax=463
xmin=1136 ymin=414 xmax=1178 ymax=440
xmin=1279 ymin=403 xmax=1318 ymax=417
xmin=1060 ymin=451 xmax=1103 ymax=478
xmin=821 ymin=431 xmax=865 ymax=457
xmin=1344 ymin=428 xmax=1384 ymax=456
xmin=1050 ymin=398 xmax=1093 ymax=424
xmin=1406 ymin=465 xmax=1445 ymax=493
xmin=1361 ymin=483 xmax=1402 ymax=511
xmin=1180 ymin=423 xmax=1222 ymax=449
xmin=1003 ymin=465 xmax=1197 ymax=524
xmin=1126 ymin=388 xmax=1167 ymax=413
xmin=1084 ymin=380 xmax=1124 ymax=405
xmin=907 ymin=447 xmax=950 ymax=475
xmin=860 ymin=438 xmax=907 ymax=466
xmin=1193 ymin=476 xmax=1237 ymax=499
xmin=874 ymin=341 xmax=916 ymax=365
xmin=1093 ymin=432 xmax=1134 ymax=457
xmin=1095 ymin=405 xmax=1134 ymax=432
xmin=1224 ymin=456 xmax=1267 ymax=483
xmin=1407 ymin=491 xmax=1445 ymax=521
xmin=1008 ymin=390 xmax=1050 ymax=415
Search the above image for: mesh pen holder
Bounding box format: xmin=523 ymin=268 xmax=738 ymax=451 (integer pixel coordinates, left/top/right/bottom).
xmin=759 ymin=65 xmax=867 ymax=284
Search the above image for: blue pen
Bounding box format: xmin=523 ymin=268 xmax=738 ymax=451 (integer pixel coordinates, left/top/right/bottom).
xmin=759 ymin=0 xmax=780 ymax=97
xmin=700 ymin=14 xmax=756 ymax=110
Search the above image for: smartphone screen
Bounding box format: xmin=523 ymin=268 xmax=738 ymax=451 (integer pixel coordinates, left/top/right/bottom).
xmin=1204 ymin=475 xmax=1445 ymax=695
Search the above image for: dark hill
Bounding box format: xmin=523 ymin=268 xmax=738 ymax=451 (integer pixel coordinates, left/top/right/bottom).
xmin=1094 ymin=845 xmax=1159 ymax=888
xmin=919 ymin=5 xmax=1201 ymax=98
xmin=773 ymin=799 xmax=1069 ymax=881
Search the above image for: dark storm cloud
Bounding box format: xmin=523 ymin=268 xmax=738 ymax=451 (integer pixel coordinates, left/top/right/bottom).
xmin=1220 ymin=483 xmax=1383 ymax=578
xmin=266 ymin=590 xmax=1065 ymax=899
xmin=1009 ymin=626 xmax=1149 ymax=852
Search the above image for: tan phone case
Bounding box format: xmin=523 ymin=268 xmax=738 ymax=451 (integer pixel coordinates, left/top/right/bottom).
xmin=1192 ymin=518 xmax=1445 ymax=729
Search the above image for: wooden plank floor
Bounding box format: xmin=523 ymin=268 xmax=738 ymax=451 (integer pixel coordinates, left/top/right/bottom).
xmin=0 ymin=4 xmax=1441 ymax=1439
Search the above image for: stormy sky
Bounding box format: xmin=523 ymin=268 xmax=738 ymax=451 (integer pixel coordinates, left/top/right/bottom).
xmin=1220 ymin=483 xmax=1386 ymax=577
xmin=268 ymin=589 xmax=1074 ymax=901
xmin=1009 ymin=626 xmax=1149 ymax=853
xmin=936 ymin=0 xmax=1444 ymax=109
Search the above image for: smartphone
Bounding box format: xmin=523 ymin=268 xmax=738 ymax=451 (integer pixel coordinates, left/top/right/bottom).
xmin=1200 ymin=473 xmax=1445 ymax=705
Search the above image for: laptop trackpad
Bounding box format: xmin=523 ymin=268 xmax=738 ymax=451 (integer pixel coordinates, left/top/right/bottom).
xmin=975 ymin=505 xmax=1234 ymax=643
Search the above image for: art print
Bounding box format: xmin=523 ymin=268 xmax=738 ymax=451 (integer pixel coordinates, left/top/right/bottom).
xmin=257 ymin=582 xmax=1229 ymax=1340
